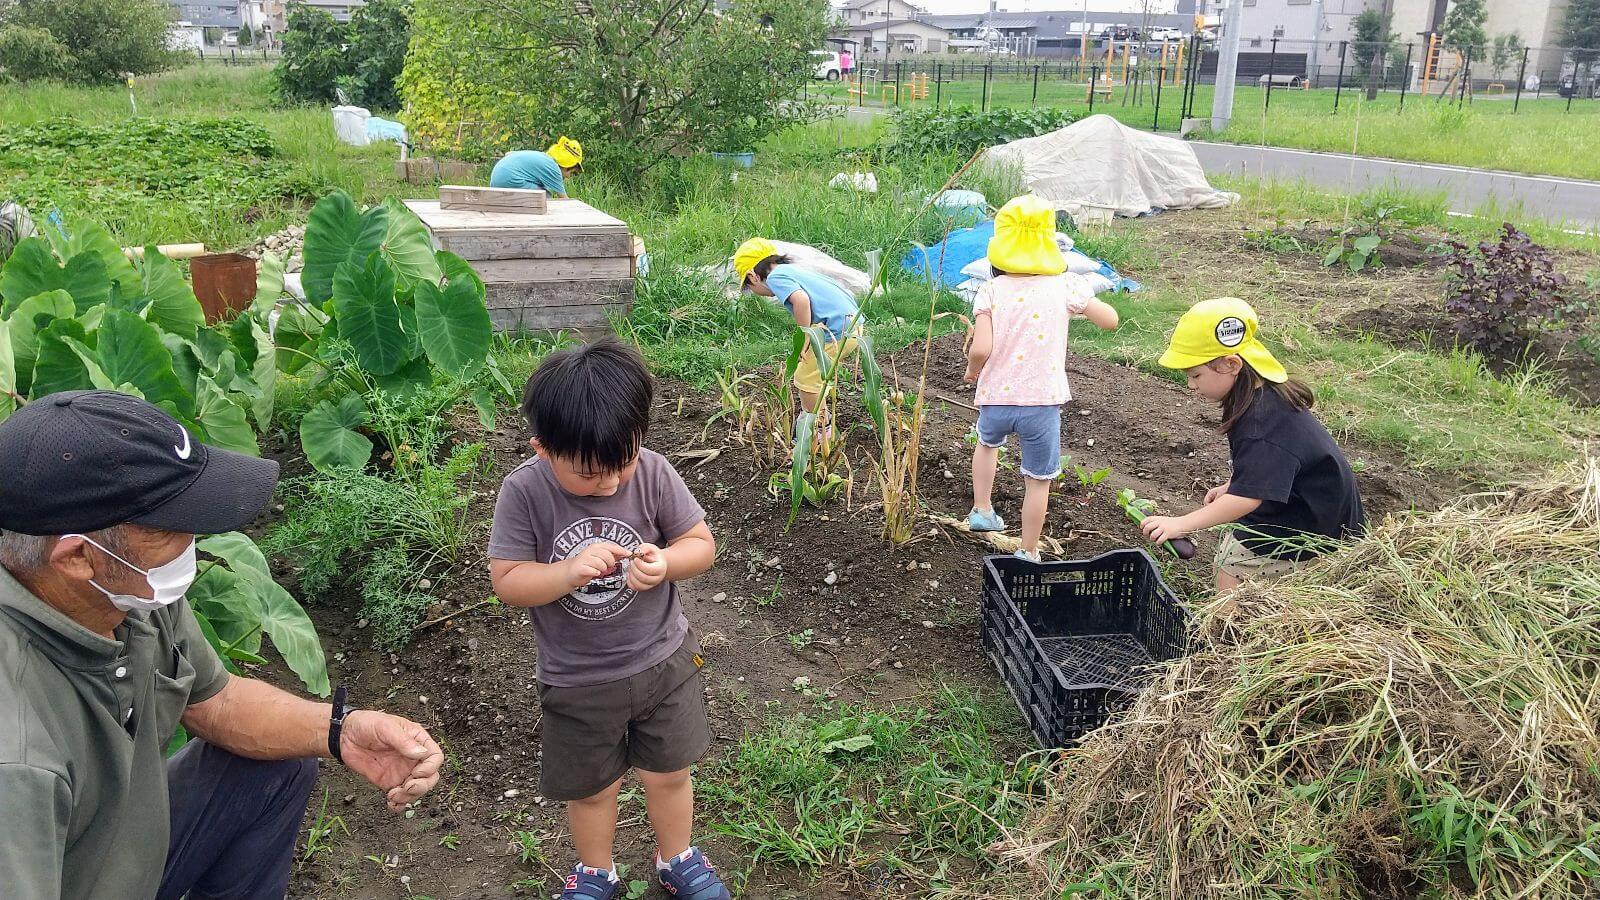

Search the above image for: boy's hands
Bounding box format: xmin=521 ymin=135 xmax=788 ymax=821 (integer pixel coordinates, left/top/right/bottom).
xmin=626 ymin=543 xmax=668 ymax=592
xmin=564 ymin=542 xmax=629 ymax=590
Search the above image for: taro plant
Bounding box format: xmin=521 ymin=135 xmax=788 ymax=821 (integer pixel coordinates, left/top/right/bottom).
xmin=255 ymin=190 xmax=512 ymax=476
xmin=1443 ymin=223 xmax=1583 ymax=360
xmin=0 ymin=216 xmax=327 ymax=694
xmin=1323 ymin=204 xmax=1403 ymax=274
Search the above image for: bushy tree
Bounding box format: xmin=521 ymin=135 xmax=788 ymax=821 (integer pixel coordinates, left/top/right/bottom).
xmin=238 ymin=23 xmax=254 ymax=47
xmin=401 ymin=0 xmax=827 ymax=170
xmin=0 ymin=24 xmax=70 ymax=80
xmin=1566 ymin=0 xmax=1600 ymax=62
xmin=1352 ymin=10 xmax=1398 ymax=76
xmin=1441 ymin=0 xmax=1487 ymax=54
xmin=1488 ymin=32 xmax=1522 ymax=78
xmin=337 ymin=0 xmax=410 ymax=111
xmin=275 ymin=3 xmax=347 ymax=104
xmin=275 ymin=0 xmax=411 ymax=110
xmin=0 ymin=0 xmax=176 ymax=83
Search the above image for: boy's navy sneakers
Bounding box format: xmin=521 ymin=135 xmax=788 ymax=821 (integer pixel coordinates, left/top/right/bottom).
xmin=561 ymin=864 xmax=620 ymax=900
xmin=657 ymin=847 xmax=731 ymax=899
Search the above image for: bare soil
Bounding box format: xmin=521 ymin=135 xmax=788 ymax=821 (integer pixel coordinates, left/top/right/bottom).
xmin=274 ymin=335 xmax=1451 ymax=898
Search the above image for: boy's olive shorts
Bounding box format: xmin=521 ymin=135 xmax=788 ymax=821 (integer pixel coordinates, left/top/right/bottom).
xmin=1214 ymin=531 xmax=1303 ymax=580
xmin=537 ymin=633 xmax=711 ymax=801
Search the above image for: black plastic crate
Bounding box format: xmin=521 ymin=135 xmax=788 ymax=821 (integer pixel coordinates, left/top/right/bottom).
xmin=981 ymin=549 xmax=1191 ymax=747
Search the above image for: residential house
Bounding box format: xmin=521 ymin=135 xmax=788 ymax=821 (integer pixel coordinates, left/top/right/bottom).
xmin=836 ymin=19 xmax=952 ymax=56
xmin=170 ymin=0 xmax=363 ymax=35
xmin=924 ymin=8 xmax=1195 ymax=57
xmin=834 ymin=0 xmax=928 ymax=28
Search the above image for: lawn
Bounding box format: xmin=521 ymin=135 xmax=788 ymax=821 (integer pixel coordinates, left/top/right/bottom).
xmin=810 ymin=69 xmax=1600 ymax=181
xmin=6 ymin=64 xmax=1600 ymax=898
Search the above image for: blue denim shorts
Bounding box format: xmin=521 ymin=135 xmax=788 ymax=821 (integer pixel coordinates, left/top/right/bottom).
xmin=976 ymin=404 xmax=1062 ymax=480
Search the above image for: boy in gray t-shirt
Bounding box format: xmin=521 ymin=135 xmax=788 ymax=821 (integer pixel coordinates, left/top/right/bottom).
xmin=488 ymin=339 xmax=729 ymax=900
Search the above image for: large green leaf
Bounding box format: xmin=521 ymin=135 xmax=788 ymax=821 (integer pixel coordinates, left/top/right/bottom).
xmin=30 ymin=318 xmax=95 ymax=396
xmin=194 ymin=376 xmax=259 ymax=455
xmin=236 ymin=317 xmax=276 ymax=431
xmin=332 ymin=252 xmax=408 ymax=376
xmin=251 ymin=251 xmax=286 ymax=317
xmin=6 ymin=290 xmax=75 ymax=394
xmin=301 ymin=191 xmax=388 ymax=305
xmin=59 ymin=336 xmax=119 ymax=391
xmin=373 ymin=354 xmax=433 ymax=398
xmin=137 ymin=248 xmax=206 ymax=339
xmin=0 ymin=318 xmax=14 ymax=424
xmin=273 ymin=303 xmax=323 ymax=374
xmin=381 ymin=198 xmax=442 ymax=291
xmin=300 ymin=394 xmax=373 ymax=473
xmin=193 ymin=535 xmax=330 ymax=696
xmin=414 ymin=277 xmax=491 ymax=378
xmin=198 ymin=532 xmax=329 ymax=696
xmin=437 ymin=250 xmax=484 ymax=294
xmin=96 ymin=309 xmax=194 ymax=417
xmin=65 ymin=221 xmax=141 ymax=300
xmin=857 ymin=332 xmax=886 ymax=437
xmin=0 ymin=239 xmax=110 ymax=315
xmin=162 ymin=332 xmax=202 ymax=396
xmin=187 ymin=564 xmax=263 ymax=656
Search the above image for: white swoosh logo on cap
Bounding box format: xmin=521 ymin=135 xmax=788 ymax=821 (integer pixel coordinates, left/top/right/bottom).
xmin=175 ymin=427 xmax=192 ymax=460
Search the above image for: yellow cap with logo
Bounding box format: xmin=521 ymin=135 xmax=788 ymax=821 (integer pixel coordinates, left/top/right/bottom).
xmin=1158 ymin=297 xmax=1288 ymax=383
xmin=547 ymin=136 xmax=583 ymax=169
xmin=987 ymin=195 xmax=1066 ymax=276
xmin=733 ymin=237 xmax=777 ymax=283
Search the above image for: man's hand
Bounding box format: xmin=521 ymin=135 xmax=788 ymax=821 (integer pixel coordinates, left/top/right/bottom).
xmin=340 ymin=711 xmax=445 ymax=812
xmin=1141 ymin=514 xmax=1191 ymax=544
xmin=564 ymin=542 xmax=628 ymax=590
xmin=626 ymin=543 xmax=668 ymax=592
xmin=1204 ymin=481 xmax=1232 ymax=505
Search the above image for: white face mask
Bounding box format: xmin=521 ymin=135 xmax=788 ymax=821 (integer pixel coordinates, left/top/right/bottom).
xmin=66 ymin=534 xmax=198 ymax=613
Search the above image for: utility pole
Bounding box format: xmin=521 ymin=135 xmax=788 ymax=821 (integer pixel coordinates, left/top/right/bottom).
xmin=1210 ymin=0 xmax=1243 ymax=131
xmin=1307 ymin=0 xmax=1324 ymax=87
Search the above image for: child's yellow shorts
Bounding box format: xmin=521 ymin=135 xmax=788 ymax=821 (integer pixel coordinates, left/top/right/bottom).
xmin=793 ymin=332 xmax=861 ymax=395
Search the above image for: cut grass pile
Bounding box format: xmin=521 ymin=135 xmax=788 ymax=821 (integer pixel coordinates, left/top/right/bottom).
xmin=998 ymin=460 xmax=1600 ymax=898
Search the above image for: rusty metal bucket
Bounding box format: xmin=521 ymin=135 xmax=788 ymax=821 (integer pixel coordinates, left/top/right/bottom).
xmin=190 ymin=252 xmax=258 ymax=323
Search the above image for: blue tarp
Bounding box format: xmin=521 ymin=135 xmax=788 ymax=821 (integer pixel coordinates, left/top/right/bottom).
xmin=900 ymin=219 xmax=1141 ymax=294
xmin=366 ymin=116 xmax=408 ymax=145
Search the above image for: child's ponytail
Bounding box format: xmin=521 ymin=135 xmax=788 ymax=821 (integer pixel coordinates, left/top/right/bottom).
xmin=1220 ymin=363 xmax=1315 ymax=433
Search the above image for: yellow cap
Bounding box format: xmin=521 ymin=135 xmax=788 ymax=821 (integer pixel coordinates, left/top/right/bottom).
xmin=733 ymin=237 xmax=777 ymax=283
xmin=548 ymin=136 xmax=583 ymax=169
xmin=1158 ymin=298 xmax=1287 ymax=383
xmin=987 ymin=195 xmax=1066 ymax=276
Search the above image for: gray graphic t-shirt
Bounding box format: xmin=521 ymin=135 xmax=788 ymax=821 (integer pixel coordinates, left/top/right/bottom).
xmin=488 ymin=449 xmax=705 ymax=687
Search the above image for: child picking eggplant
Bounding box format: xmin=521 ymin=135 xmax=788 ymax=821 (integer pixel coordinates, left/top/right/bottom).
xmin=1139 ymin=298 xmax=1365 ymax=591
xmin=964 ymin=196 xmax=1120 ymax=563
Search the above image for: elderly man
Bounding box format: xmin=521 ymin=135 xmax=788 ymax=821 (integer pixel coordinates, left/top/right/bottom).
xmin=0 ymin=390 xmax=445 ymax=900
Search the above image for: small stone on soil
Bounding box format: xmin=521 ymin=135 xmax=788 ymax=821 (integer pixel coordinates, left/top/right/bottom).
xmin=711 ymin=592 xmax=727 ymax=603
xmin=824 ymin=571 xmax=837 ymax=585
xmin=922 ymin=621 xmax=936 ymax=629
xmin=502 ymin=789 xmax=519 ymax=799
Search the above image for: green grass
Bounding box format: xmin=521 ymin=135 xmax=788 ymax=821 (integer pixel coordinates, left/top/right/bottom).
xmin=0 ymin=66 xmax=436 ymax=250
xmin=698 ymin=685 xmax=1036 ymax=888
xmin=812 ymin=72 xmax=1600 ymax=181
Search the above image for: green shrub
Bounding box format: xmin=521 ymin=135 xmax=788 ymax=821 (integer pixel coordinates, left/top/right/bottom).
xmin=884 ymin=105 xmax=1078 ymax=158
xmin=0 ymin=25 xmax=70 ymax=81
xmin=0 ymin=0 xmax=177 ymax=84
xmin=276 ymin=0 xmax=412 ymax=110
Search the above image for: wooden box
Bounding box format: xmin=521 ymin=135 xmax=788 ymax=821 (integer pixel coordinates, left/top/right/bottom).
xmin=404 ymin=198 xmax=635 ymax=333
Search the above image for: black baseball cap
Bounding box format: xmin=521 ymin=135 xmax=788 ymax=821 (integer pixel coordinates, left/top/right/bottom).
xmin=0 ymin=390 xmax=280 ymax=536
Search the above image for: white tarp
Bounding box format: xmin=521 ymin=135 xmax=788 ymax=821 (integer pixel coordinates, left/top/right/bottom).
xmin=984 ymin=114 xmax=1239 ymax=218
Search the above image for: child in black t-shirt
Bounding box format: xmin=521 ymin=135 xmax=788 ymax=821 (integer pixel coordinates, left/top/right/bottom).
xmin=1139 ymin=298 xmax=1365 ymax=592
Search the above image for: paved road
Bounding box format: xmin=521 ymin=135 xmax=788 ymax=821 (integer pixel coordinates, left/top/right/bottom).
xmin=1189 ymin=141 xmax=1600 ymax=232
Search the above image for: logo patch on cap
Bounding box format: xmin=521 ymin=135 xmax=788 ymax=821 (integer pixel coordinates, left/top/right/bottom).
xmin=1215 ymin=316 xmax=1247 ymax=348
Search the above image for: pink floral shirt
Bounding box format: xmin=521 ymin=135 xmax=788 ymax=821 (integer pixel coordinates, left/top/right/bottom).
xmin=973 ymin=273 xmax=1094 ymax=406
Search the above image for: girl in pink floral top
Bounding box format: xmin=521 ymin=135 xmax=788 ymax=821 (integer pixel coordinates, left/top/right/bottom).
xmin=962 ymin=196 xmax=1120 ymax=562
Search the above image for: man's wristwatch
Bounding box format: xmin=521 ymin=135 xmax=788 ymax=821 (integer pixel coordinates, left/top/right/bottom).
xmin=329 ymin=685 xmax=352 ymax=764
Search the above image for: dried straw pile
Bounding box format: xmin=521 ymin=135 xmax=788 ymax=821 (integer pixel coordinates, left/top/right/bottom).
xmin=998 ymin=462 xmax=1600 ymax=898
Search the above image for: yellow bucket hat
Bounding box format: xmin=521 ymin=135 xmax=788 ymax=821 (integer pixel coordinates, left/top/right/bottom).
xmin=987 ymin=195 xmax=1066 ymax=276
xmin=548 ymin=136 xmax=583 ymax=169
xmin=1158 ymin=297 xmax=1288 ymax=383
xmin=733 ymin=237 xmax=777 ymax=283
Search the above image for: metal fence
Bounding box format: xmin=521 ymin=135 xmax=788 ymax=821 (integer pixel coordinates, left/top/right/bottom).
xmin=187 ymin=46 xmax=283 ymax=66
xmin=805 ymin=38 xmax=1600 ymax=129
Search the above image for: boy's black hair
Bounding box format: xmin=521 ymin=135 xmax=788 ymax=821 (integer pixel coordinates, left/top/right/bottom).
xmin=746 ymin=253 xmax=792 ymax=286
xmin=521 ymin=337 xmax=653 ymax=471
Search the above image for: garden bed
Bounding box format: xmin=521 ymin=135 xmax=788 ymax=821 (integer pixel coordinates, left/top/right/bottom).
xmin=276 ymin=339 xmax=1453 ymax=898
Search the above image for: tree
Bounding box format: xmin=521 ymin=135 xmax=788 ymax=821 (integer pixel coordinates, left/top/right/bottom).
xmin=1352 ymin=9 xmax=1398 ymax=77
xmin=1441 ymin=0 xmax=1487 ymax=54
xmin=1565 ymin=0 xmax=1600 ymax=63
xmin=337 ymin=0 xmax=410 ymax=111
xmin=238 ymin=23 xmax=254 ymax=46
xmin=275 ymin=3 xmax=347 ymax=104
xmin=400 ymin=0 xmax=827 ymax=171
xmin=0 ymin=24 xmax=70 ymax=80
xmin=275 ymin=0 xmax=411 ymax=109
xmin=1488 ymin=32 xmax=1522 ymax=79
xmin=0 ymin=0 xmax=176 ymax=83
